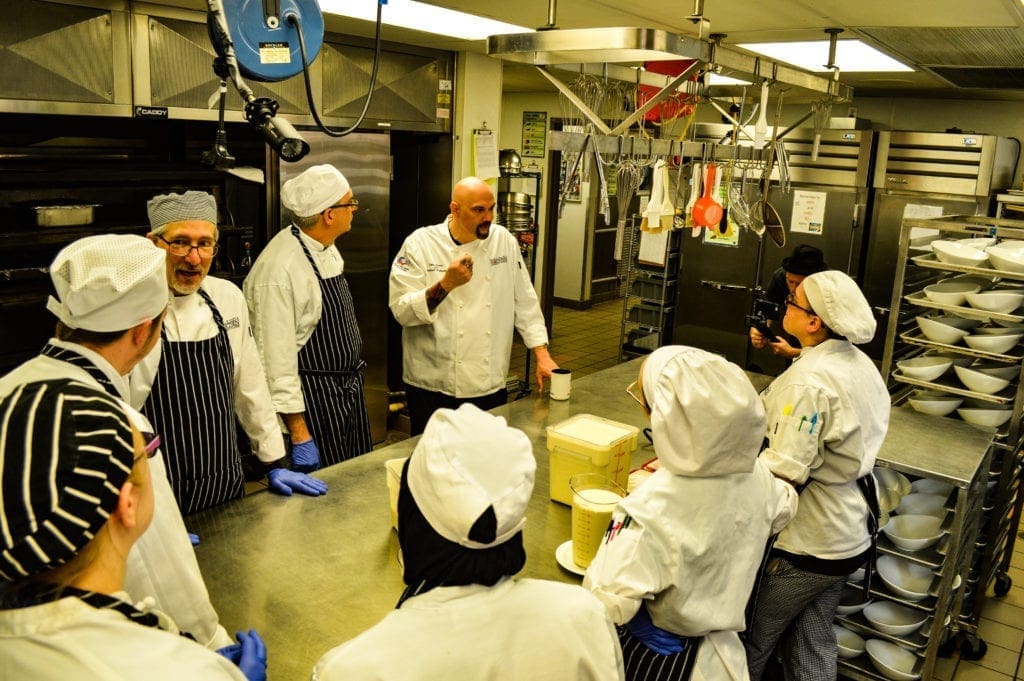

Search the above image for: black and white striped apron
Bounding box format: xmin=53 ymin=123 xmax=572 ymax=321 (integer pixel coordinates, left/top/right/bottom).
xmin=143 ymin=289 xmax=243 ymax=516
xmin=616 ymin=624 xmax=701 ymax=680
xmin=291 ymin=226 xmax=372 ymax=466
xmin=39 ymin=342 xmax=121 ymax=399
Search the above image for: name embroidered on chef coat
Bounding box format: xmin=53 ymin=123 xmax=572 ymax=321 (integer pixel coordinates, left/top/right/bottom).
xmin=426 ymin=262 xmax=447 ymax=272
xmin=223 ymin=317 xmax=240 ymax=330
xmin=490 ymin=255 xmax=508 ymax=266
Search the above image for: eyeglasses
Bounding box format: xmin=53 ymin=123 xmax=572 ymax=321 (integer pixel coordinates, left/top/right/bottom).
xmin=327 ymin=199 xmax=359 ymax=210
xmin=141 ymin=432 xmax=161 ymax=458
xmin=625 ymin=380 xmax=648 ymax=410
xmin=155 ymin=235 xmax=219 ymax=257
xmin=785 ymin=293 xmax=817 ymax=316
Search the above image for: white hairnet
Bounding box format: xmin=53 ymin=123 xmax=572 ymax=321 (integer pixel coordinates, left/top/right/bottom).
xmin=640 ymin=346 xmax=766 ymax=477
xmin=46 ymin=234 xmax=169 ymax=332
xmin=407 ymin=404 xmax=536 ymax=549
xmin=802 ymin=270 xmax=876 ymax=344
xmin=281 ymin=164 xmax=351 ymax=217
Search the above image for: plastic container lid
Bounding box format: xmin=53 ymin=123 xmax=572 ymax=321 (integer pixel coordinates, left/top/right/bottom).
xmin=547 ymin=414 xmax=639 ymax=464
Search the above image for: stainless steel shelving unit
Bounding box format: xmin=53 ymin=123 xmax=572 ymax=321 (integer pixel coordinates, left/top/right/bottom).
xmin=618 ymin=221 xmax=680 ymax=359
xmin=876 ymin=214 xmax=1024 ymax=665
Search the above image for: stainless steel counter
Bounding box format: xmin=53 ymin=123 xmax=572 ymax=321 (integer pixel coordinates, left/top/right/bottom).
xmin=188 ymin=359 xmax=990 ymax=680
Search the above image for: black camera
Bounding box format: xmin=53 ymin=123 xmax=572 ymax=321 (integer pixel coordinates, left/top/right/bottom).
xmin=745 ymin=288 xmax=782 ymax=342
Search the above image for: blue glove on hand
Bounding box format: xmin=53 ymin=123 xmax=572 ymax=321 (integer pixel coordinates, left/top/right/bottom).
xmin=188 ymin=532 xmax=200 ymax=547
xmin=234 ymin=629 xmax=268 ymax=681
xmin=267 ymin=468 xmax=328 ymax=497
xmin=626 ymin=605 xmax=683 ymax=656
xmin=291 ymin=439 xmax=321 ymax=472
xmin=216 ymin=643 xmax=242 ymax=664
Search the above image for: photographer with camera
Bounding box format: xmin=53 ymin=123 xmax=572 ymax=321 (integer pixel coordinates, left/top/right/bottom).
xmin=748 ymin=245 xmax=828 ymax=361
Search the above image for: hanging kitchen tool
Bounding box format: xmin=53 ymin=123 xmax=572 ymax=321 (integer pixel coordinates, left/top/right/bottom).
xmin=754 ymin=80 xmax=769 ymax=147
xmin=728 ymin=165 xmax=751 ymax=232
xmin=657 ymin=162 xmax=676 ymax=231
xmin=640 ymin=159 xmax=665 ymax=232
xmin=715 ymin=161 xmax=728 ymax=234
xmin=691 ymin=163 xmax=723 ymax=229
xmin=775 ymin=138 xmax=791 ymax=194
xmin=594 ymin=148 xmax=611 ymax=225
xmin=810 ymin=97 xmax=833 ymax=162
xmin=761 ymin=89 xmax=787 ymax=248
xmin=558 ymin=134 xmax=590 ymax=218
xmin=672 ymin=159 xmax=690 ymax=230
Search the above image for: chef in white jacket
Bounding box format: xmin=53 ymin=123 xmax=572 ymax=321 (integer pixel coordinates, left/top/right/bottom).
xmin=584 ymin=346 xmax=798 ymax=681
xmin=0 ymin=234 xmax=237 ymax=650
xmin=0 ymin=379 xmax=261 ymax=680
xmin=389 ymin=176 xmax=558 ymax=435
xmin=132 ymin=191 xmax=327 ymax=514
xmin=745 ymin=271 xmax=889 ymax=681
xmin=313 ymin=404 xmax=624 ymax=681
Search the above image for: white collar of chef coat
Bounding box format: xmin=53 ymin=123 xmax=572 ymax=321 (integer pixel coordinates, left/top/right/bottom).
xmin=47 ymin=338 xmax=130 ymax=401
xmin=398 ymin=577 xmax=512 ymax=609
xmin=294 ymin=225 xmax=333 ymax=252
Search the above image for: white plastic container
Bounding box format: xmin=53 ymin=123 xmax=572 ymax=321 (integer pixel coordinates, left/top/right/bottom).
xmin=547 ymin=414 xmax=639 ymax=505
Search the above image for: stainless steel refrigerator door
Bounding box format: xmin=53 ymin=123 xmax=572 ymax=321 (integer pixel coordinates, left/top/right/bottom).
xmin=279 ymin=131 xmax=391 ymax=444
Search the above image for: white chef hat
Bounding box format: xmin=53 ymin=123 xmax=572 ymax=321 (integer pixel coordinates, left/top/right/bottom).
xmin=281 ymin=164 xmax=351 ymax=217
xmin=641 ymin=345 xmax=766 ymax=477
xmin=47 ymin=234 xmax=169 ymax=332
xmin=407 ymin=404 xmax=536 ymax=549
xmin=802 ymin=270 xmax=876 ymax=344
xmin=147 ymin=191 xmax=218 ymax=230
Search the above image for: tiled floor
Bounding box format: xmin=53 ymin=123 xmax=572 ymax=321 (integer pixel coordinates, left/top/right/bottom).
xmin=377 ymin=297 xmax=1024 ymax=680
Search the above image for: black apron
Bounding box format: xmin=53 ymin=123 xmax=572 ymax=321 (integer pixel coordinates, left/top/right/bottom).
xmin=291 ymin=226 xmax=372 ymax=466
xmin=616 ymin=623 xmax=701 ymax=680
xmin=143 ymin=289 xmax=243 ymax=516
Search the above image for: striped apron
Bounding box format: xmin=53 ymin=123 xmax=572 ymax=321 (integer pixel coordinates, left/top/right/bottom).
xmin=143 ymin=289 xmax=243 ymax=516
xmin=617 ymin=624 xmax=700 ymax=680
xmin=291 ymin=226 xmax=372 ymax=466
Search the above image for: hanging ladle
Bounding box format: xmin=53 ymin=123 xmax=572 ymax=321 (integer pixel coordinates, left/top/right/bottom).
xmin=691 ymin=163 xmax=723 ymax=229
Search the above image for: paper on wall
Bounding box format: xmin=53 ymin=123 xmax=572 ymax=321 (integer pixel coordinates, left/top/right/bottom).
xmin=473 ymin=131 xmax=500 ymax=180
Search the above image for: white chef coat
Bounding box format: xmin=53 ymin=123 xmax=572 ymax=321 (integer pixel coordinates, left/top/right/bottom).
xmin=312 ymin=577 xmax=624 ymax=681
xmin=584 ymin=466 xmax=797 ymax=681
xmin=131 ymin=276 xmax=285 ymax=463
xmin=0 ymin=593 xmax=245 ymax=680
xmin=0 ymin=343 xmax=233 ymax=650
xmin=243 ymin=226 xmax=345 ymax=415
xmin=389 ymin=220 xmax=548 ymax=397
xmin=760 ymin=339 xmax=890 ymax=560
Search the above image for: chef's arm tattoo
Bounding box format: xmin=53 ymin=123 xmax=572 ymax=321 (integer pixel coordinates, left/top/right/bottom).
xmin=426 ymin=281 xmax=449 ymax=311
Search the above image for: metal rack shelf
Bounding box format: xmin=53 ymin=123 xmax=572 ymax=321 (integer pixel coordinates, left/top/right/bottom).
xmin=619 ymin=220 xmax=679 ymax=359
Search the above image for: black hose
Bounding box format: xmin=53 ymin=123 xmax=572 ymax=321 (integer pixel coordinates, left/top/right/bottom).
xmin=289 ymin=1 xmax=384 ymax=137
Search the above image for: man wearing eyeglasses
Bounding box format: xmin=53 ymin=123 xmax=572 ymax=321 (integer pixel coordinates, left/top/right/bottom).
xmin=132 ymin=191 xmax=328 ymax=516
xmin=745 ymin=271 xmax=889 ymax=681
xmin=244 ymin=164 xmax=372 ymax=470
xmin=0 ymin=234 xmax=244 ymax=651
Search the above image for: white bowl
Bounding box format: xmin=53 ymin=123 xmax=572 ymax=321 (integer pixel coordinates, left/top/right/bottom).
xmin=971 ymin=363 xmax=1019 ymax=380
xmin=836 ymin=584 xmax=873 ymax=615
xmin=993 ymin=320 xmax=1024 ymax=330
xmin=877 ymin=555 xmax=933 ymax=601
xmin=964 ymin=291 xmax=1024 ymax=313
xmin=996 ymin=239 xmax=1024 ymax=252
xmin=943 ymin=274 xmax=996 ymax=290
xmin=834 ymin=625 xmax=866 ymax=659
xmin=922 ymin=281 xmax=980 ymax=306
xmin=866 ymin=639 xmax=921 ymax=680
xmin=849 ymin=566 xmax=866 ymax=582
xmin=960 ymin=237 xmax=998 ymax=250
xmin=922 ymin=352 xmax=974 ymax=367
xmin=915 ymin=317 xmax=969 ymax=345
xmin=953 ymin=365 xmax=1011 ymax=394
xmin=932 ymin=240 xmax=990 ymax=267
xmin=972 ymin=326 xmax=1024 ymax=335
xmin=907 ymin=393 xmax=962 ymax=416
xmin=896 ymin=493 xmax=947 ymax=518
xmin=874 ymin=467 xmax=911 ymax=497
xmin=896 ymin=357 xmax=952 ymax=381
xmin=910 ymin=479 xmax=953 ymax=496
xmin=883 ymin=514 xmax=945 ymax=551
xmin=957 ymin=407 xmax=1013 ymax=428
xmin=963 ymin=333 xmax=1023 ymax=354
xmin=985 ymin=244 xmax=1024 ymax=273
xmin=863 ymin=601 xmax=929 ymax=636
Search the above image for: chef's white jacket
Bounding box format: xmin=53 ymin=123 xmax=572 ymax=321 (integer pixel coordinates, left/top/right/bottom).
xmin=312 ymin=577 xmax=624 ymax=680
xmin=584 ymin=465 xmax=797 ymax=681
xmin=389 ymin=221 xmax=548 ymax=397
xmin=130 ymin=276 xmax=285 ymax=462
xmin=760 ymin=339 xmax=890 ymax=560
xmin=0 ymin=343 xmax=233 ymax=650
xmin=0 ymin=593 xmax=245 ymax=680
xmin=243 ymin=226 xmax=346 ymax=415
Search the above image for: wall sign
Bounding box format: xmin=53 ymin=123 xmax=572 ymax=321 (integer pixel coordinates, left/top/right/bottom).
xmin=522 ymin=111 xmax=547 ymax=158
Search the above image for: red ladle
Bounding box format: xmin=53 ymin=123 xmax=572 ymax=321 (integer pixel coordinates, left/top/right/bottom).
xmin=691 ymin=163 xmax=723 ymax=228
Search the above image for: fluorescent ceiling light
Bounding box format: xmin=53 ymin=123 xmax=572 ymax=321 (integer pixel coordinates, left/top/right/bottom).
xmin=738 ymin=39 xmax=912 ymax=72
xmin=709 ymin=73 xmax=751 ymax=86
xmin=319 ymin=0 xmax=532 ymax=41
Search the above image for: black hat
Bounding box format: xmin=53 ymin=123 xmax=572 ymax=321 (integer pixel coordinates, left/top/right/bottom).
xmin=781 ymin=244 xmax=828 ymax=276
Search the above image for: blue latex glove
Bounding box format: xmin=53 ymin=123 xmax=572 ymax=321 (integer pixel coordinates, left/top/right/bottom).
xmin=216 ymin=643 xmax=242 ymax=664
xmin=267 ymin=468 xmax=328 ymax=497
xmin=291 ymin=439 xmax=321 ymax=472
xmin=626 ymin=605 xmax=683 ymax=655
xmin=188 ymin=532 xmax=200 ymax=547
xmin=234 ymin=629 xmax=268 ymax=681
